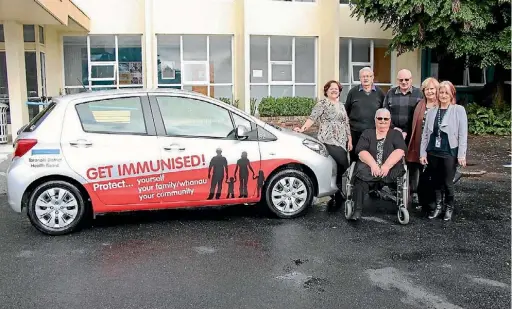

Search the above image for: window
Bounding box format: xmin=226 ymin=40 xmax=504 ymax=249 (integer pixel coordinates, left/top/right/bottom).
xmin=232 ymin=113 xmax=252 ymax=130
xmin=156 ymin=35 xmax=233 ymax=101
xmin=249 ymin=35 xmax=317 ymax=103
xmin=431 ymin=51 xmax=487 ymax=87
xmin=0 ymin=25 xmax=4 ymax=42
xmin=75 ymin=97 xmax=147 ymax=134
xmin=156 ymin=96 xmax=234 ymax=138
xmin=63 ymin=35 xmax=143 ymax=94
xmin=339 ymin=38 xmax=395 ymax=102
xmin=339 ymin=0 xmax=352 ymax=4
xmin=23 ymin=25 xmax=35 ymax=42
xmin=38 ymin=26 xmax=44 ymax=44
xmin=0 ymin=52 xmax=9 ymax=123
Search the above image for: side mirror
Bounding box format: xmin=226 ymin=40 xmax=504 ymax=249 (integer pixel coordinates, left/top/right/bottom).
xmin=235 ymin=125 xmax=250 ymax=140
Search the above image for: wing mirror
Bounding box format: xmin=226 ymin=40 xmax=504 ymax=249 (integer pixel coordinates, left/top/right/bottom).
xmin=235 ymin=125 xmax=250 ymax=140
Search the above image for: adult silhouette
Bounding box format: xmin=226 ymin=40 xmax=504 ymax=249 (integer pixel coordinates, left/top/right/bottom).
xmin=207 ymin=148 xmax=228 ymax=199
xmin=234 ymin=151 xmax=255 ymax=198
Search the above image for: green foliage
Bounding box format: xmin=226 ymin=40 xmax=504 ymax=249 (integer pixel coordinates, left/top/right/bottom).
xmin=218 ymin=97 xmax=240 ymax=109
xmin=466 ymin=102 xmax=511 ymax=135
xmin=250 ymin=98 xmax=257 ymax=116
xmin=349 ymin=0 xmax=511 ymax=69
xmin=258 ymin=97 xmax=316 ymax=117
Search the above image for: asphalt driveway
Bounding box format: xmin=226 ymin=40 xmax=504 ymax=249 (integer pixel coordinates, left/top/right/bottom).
xmin=0 ymin=172 xmax=509 ymax=309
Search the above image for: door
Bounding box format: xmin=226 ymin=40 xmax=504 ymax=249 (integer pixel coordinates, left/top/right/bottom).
xmin=60 ymin=93 xmax=162 ymax=206
xmin=149 ymin=93 xmax=262 ymax=205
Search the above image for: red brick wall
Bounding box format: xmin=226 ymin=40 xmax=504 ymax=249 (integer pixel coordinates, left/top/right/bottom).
xmin=258 ymin=116 xmax=319 ymax=132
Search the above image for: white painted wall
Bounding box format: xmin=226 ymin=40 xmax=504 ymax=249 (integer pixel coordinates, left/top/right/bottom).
xmin=71 ymin=0 xmax=145 ymax=34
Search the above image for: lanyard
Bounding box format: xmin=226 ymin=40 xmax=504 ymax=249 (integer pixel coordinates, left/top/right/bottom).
xmin=437 ymin=108 xmax=445 ymax=139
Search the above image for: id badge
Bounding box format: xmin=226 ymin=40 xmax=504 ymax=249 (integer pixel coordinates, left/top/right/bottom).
xmin=435 ymin=137 xmax=441 ymax=148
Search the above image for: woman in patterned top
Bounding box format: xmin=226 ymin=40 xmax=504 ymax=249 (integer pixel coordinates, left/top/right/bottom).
xmin=294 ymin=80 xmax=352 ymax=208
xmin=349 ymin=108 xmax=407 ymax=221
xmin=406 ymin=77 xmax=439 ymax=209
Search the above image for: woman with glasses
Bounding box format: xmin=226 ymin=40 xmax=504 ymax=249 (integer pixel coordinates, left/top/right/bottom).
xmin=420 ymin=81 xmax=468 ymax=221
xmin=294 ymin=80 xmax=352 ymax=209
xmin=348 ymin=108 xmax=408 ymax=221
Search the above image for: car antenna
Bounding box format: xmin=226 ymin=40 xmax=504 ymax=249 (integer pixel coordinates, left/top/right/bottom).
xmin=77 ymin=78 xmax=91 ymax=92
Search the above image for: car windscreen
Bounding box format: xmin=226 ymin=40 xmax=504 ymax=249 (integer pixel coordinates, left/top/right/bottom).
xmin=23 ymin=101 xmax=57 ymax=132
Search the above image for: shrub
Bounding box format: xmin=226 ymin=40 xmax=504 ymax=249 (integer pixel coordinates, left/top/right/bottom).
xmin=466 ymin=103 xmax=511 ymax=136
xmin=257 ymin=97 xmax=317 ymax=117
xmin=218 ymin=97 xmax=240 ymax=109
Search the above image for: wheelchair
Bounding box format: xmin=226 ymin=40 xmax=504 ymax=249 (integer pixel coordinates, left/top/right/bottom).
xmin=341 ymin=157 xmax=411 ymax=225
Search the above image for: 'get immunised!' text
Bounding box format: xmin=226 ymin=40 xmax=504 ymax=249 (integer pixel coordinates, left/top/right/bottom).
xmin=86 ymin=154 xmax=206 ymax=180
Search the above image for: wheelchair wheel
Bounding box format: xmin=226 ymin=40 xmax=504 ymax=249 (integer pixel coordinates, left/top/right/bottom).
xmin=344 ymin=200 xmax=354 ymax=220
xmin=397 ymin=206 xmax=410 ymax=225
xmin=341 ymin=162 xmax=356 ymax=200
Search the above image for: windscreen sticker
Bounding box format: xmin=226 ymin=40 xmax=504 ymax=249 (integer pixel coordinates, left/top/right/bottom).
xmin=31 ymin=149 xmax=61 ymax=155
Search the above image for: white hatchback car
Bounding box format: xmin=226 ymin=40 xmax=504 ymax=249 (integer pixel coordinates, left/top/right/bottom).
xmin=8 ymin=89 xmax=338 ymax=235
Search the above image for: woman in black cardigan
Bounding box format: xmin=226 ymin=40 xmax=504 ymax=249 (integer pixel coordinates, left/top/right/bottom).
xmin=349 ymin=108 xmax=408 ymax=221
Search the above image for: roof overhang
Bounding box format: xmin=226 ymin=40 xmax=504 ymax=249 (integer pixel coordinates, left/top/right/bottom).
xmin=0 ymin=0 xmax=90 ymax=31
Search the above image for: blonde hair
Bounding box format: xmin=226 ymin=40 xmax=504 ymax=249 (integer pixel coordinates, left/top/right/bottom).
xmin=420 ymin=77 xmax=440 ymax=94
xmin=438 ymin=81 xmax=457 ymax=105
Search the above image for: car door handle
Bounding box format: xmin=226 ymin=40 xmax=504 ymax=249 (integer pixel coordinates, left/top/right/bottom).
xmin=164 ymin=144 xmax=185 ymax=151
xmin=69 ymin=139 xmax=93 ymax=147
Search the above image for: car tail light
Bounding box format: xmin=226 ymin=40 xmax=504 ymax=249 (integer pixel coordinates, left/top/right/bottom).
xmin=13 ymin=139 xmax=38 ymax=159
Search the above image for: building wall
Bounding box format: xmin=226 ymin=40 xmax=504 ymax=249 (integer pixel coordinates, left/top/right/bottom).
xmin=1 ymin=0 xmax=422 ymax=138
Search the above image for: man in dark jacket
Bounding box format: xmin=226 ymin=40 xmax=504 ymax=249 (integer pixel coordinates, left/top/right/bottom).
xmin=345 ymin=67 xmax=386 ymax=163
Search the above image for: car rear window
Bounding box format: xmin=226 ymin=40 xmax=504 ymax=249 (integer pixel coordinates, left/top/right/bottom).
xmin=23 ymin=101 xmax=57 ymax=132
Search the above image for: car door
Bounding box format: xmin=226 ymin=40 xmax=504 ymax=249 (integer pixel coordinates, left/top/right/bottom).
xmin=148 ymin=92 xmax=262 ymax=206
xmin=60 ymin=92 xmax=162 ymax=207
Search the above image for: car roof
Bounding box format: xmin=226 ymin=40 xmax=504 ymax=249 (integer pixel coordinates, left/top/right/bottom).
xmin=53 ymin=88 xmax=219 ymax=104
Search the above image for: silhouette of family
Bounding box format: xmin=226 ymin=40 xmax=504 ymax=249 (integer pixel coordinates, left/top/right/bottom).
xmin=207 ymin=148 xmax=265 ymax=199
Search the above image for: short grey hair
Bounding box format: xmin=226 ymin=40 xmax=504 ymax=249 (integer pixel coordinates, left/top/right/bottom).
xmin=375 ymin=108 xmax=391 ymax=118
xmin=359 ymin=67 xmax=374 ymax=76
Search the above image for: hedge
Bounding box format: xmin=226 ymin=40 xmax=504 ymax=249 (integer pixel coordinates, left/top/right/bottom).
xmin=257 ymin=97 xmax=317 ymax=117
xmin=466 ymin=103 xmax=511 ymax=136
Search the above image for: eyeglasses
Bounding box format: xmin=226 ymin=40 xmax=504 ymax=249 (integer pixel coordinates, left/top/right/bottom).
xmin=399 ymin=78 xmax=410 ymax=82
xmin=376 ymin=117 xmax=390 ymax=121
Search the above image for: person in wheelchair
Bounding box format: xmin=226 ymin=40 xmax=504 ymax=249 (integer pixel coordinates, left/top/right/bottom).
xmin=348 ymin=108 xmax=408 ymax=221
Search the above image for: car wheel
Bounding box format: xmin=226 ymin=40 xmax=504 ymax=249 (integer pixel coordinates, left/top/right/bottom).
xmin=27 ymin=180 xmax=87 ymax=235
xmin=264 ymin=169 xmax=314 ymax=219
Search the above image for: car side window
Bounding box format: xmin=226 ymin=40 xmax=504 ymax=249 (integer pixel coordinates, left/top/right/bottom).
xmin=75 ymin=97 xmax=147 ymax=134
xmin=232 ymin=113 xmax=252 ymax=130
xmin=156 ymin=96 xmax=234 ymax=138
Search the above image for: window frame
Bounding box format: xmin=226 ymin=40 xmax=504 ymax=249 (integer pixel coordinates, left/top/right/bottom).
xmin=464 ymin=67 xmax=487 ymax=87
xmin=63 ymin=35 xmax=144 ymax=94
xmin=249 ymin=35 xmax=317 ymax=99
xmin=156 ymin=35 xmax=234 ymax=100
xmin=74 ymin=95 xmax=152 ymax=136
xmin=339 ymin=38 xmax=396 ymax=102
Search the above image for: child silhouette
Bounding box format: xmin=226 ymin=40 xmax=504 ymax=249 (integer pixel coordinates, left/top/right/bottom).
xmin=253 ymin=170 xmax=265 ymax=197
xmin=226 ymin=176 xmax=236 ymax=198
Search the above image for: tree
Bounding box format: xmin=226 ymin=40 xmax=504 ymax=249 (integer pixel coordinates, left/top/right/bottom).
xmin=349 ymin=0 xmax=511 ymax=107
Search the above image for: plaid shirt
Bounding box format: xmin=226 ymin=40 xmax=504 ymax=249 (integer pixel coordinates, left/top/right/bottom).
xmin=383 ymin=86 xmax=423 ymax=134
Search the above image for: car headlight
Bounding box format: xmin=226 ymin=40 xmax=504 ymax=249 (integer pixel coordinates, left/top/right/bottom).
xmin=302 ymin=139 xmax=329 ymax=157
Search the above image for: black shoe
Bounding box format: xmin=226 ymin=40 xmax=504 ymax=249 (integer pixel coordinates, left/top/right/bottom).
xmin=444 ymin=203 xmax=454 ymax=221
xmin=428 ymin=191 xmax=444 ymax=219
xmin=428 ymin=205 xmax=443 ymax=219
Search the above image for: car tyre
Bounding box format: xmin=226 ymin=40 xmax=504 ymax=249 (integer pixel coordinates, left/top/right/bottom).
xmin=264 ymin=169 xmax=314 ymax=219
xmin=27 ymin=180 xmax=87 ymax=236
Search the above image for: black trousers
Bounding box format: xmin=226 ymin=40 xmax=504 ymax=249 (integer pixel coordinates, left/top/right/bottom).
xmin=325 ymin=144 xmax=349 ymax=192
xmin=349 ymin=130 xmax=363 ymax=163
xmin=427 ymin=154 xmax=457 ymax=204
xmin=408 ymin=162 xmax=423 ymax=194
